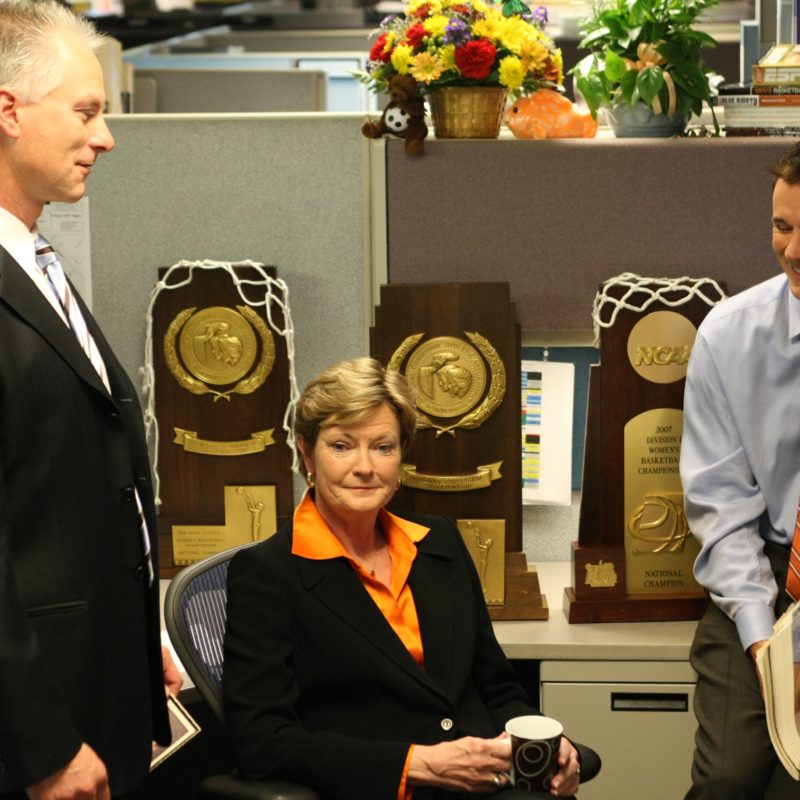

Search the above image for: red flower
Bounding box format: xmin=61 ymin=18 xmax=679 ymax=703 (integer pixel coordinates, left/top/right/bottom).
xmin=451 ymin=4 xmax=470 ymax=12
xmin=369 ymin=32 xmax=392 ymax=63
xmin=410 ymin=2 xmax=430 ymax=17
xmin=404 ymin=23 xmax=427 ymax=50
xmin=454 ymin=39 xmax=497 ymax=79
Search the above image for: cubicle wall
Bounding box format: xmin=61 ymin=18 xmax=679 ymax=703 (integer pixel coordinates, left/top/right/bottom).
xmin=86 ymin=113 xmax=368 ymax=394
xmin=383 ymin=137 xmax=789 ymax=333
xmin=124 ymin=28 xmax=375 ymax=112
xmin=133 ymin=68 xmax=327 ymax=112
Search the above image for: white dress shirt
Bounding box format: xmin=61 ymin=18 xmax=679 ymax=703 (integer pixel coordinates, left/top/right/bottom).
xmin=681 ymin=273 xmax=800 ymax=651
xmin=0 ymin=206 xmax=69 ymax=327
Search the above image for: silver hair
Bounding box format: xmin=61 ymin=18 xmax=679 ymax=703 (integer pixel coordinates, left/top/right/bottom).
xmin=0 ymin=0 xmax=104 ymax=102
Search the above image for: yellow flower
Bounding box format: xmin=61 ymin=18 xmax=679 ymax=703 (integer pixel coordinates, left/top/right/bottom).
xmin=384 ymin=31 xmax=397 ymax=52
xmin=519 ymin=38 xmax=549 ymax=74
xmin=391 ymin=44 xmax=414 ymax=75
xmin=409 ymin=51 xmax=447 ymax=83
xmin=498 ymin=55 xmax=524 ymax=91
xmin=423 ymin=13 xmax=450 ymax=39
xmin=439 ymin=43 xmax=456 ymax=70
xmin=472 ymin=12 xmax=504 ymax=43
xmin=552 ymin=47 xmax=564 ymax=82
xmin=498 ymin=16 xmax=530 ymax=53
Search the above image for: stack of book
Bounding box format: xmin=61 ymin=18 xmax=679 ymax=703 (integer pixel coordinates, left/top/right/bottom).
xmin=720 ymin=43 xmax=800 ymax=136
xmin=756 ymin=600 xmax=800 ymax=779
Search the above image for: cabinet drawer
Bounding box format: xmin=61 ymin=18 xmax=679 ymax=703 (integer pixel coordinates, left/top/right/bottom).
xmin=541 ymin=681 xmax=696 ymax=800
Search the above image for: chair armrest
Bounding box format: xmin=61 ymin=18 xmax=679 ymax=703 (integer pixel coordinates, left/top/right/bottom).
xmin=573 ymin=741 xmax=602 ymax=783
xmin=198 ymin=774 xmax=322 ymax=800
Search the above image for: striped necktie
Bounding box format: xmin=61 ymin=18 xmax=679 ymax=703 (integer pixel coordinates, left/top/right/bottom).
xmin=787 ymin=505 xmax=800 ymax=602
xmin=34 ymin=234 xmax=154 ymax=586
xmin=34 ymin=234 xmax=110 ymax=392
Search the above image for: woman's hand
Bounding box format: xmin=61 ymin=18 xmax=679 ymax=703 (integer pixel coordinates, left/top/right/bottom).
xmin=408 ymin=733 xmax=512 ymax=793
xmin=548 ymin=736 xmax=581 ymax=797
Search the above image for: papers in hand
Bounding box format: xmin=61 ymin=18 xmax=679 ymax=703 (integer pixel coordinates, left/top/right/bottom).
xmin=150 ymin=695 xmax=201 ymax=771
xmin=757 ymin=601 xmax=800 ymax=780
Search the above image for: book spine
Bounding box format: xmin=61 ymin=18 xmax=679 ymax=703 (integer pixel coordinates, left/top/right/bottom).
xmin=720 ymin=94 xmax=800 ymax=105
xmin=753 ymin=66 xmax=800 ymax=83
xmin=725 ymin=126 xmax=800 ymax=135
xmin=754 ymin=83 xmax=800 ymax=94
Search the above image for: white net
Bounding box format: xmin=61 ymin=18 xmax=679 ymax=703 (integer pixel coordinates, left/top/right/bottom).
xmin=591 ymin=272 xmax=727 ymax=346
xmin=141 ymin=259 xmax=300 ymax=505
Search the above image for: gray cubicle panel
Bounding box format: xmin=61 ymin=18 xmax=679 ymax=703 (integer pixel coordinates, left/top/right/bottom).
xmin=85 ymin=113 xmax=368 ymax=394
xmin=156 ymin=27 xmax=377 ymax=54
xmin=384 ymin=137 xmax=790 ymax=331
xmin=124 ymin=51 xmax=371 ymax=112
xmin=132 ymin=68 xmax=327 ymax=112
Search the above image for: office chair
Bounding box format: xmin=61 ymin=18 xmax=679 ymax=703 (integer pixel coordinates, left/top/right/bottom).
xmin=165 ymin=543 xmax=601 ymax=800
xmin=164 ymin=542 xmax=321 ymax=800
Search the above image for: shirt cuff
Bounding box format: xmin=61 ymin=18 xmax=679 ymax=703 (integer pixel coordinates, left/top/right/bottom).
xmin=398 ymin=744 xmax=415 ymax=800
xmin=734 ymin=601 xmax=777 ymax=652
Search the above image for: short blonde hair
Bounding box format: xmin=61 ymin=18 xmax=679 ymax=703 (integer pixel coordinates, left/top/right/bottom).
xmin=294 ymin=357 xmax=416 ymax=472
xmin=0 ymin=0 xmax=104 ymax=102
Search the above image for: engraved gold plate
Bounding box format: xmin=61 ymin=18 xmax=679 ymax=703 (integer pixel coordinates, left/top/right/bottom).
xmin=406 ymin=336 xmax=487 ymax=418
xmin=164 ymin=305 xmax=275 ymax=401
xmin=623 ymin=409 xmax=702 ymax=594
xmin=173 ymin=428 xmax=275 ymax=456
xmin=400 ymin=461 xmax=503 ymax=492
xmin=172 ymin=484 xmax=277 ymax=566
xmin=585 ymin=560 xmax=618 ymax=588
xmin=389 ymin=331 xmax=506 ymax=437
xmin=626 ymin=311 xmax=697 ymax=385
xmin=457 ymin=519 xmax=506 ymax=605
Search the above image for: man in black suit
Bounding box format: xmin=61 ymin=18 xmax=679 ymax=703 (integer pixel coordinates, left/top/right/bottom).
xmin=0 ymin=2 xmax=180 ymax=798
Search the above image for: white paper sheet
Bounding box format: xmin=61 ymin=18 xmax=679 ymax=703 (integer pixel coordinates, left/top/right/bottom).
xmin=521 ymin=359 xmax=574 ymax=506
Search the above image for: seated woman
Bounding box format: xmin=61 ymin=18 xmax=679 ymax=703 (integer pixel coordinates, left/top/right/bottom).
xmin=223 ymin=357 xmax=583 ymax=800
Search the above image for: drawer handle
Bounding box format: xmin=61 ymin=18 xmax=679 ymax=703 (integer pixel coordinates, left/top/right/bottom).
xmin=611 ymin=692 xmax=688 ymax=712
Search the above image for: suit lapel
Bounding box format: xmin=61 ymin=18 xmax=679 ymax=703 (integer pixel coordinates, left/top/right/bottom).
xmin=299 ymin=552 xmax=452 ymax=701
xmin=408 ymin=526 xmax=456 ymax=694
xmin=0 ymin=247 xmax=111 ymax=399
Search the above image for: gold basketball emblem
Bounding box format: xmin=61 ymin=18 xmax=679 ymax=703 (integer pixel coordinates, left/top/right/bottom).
xmin=389 ymin=332 xmax=505 ymax=436
xmin=164 ymin=305 xmax=275 ymax=401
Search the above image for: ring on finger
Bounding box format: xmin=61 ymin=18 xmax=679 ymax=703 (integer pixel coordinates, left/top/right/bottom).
xmin=493 ymin=773 xmax=503 ymax=787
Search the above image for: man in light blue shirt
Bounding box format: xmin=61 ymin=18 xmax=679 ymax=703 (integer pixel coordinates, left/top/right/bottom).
xmin=681 ymin=141 xmax=800 ymax=799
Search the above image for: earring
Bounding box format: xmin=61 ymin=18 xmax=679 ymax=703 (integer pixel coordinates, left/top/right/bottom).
xmin=397 ymin=477 xmax=402 ymax=489
xmin=306 ymin=473 xmax=315 ymax=488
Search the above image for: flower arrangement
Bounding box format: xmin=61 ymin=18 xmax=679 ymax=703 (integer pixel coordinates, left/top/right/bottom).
xmin=359 ymin=0 xmax=563 ymax=100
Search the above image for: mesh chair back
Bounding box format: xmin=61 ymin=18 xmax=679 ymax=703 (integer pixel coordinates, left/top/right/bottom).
xmin=165 ymin=542 xmax=260 ymax=723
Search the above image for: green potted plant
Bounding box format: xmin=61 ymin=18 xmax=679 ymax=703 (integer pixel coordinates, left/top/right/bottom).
xmin=570 ymin=0 xmax=719 ymax=136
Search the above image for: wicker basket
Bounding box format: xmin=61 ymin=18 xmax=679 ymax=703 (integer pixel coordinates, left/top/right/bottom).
xmin=429 ymin=86 xmax=508 ymax=139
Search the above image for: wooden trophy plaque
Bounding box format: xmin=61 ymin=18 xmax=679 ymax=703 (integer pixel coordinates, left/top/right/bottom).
xmin=371 ymin=282 xmax=547 ymax=620
xmin=151 ymin=265 xmax=294 ymax=577
xmin=565 ymin=276 xmax=725 ymax=623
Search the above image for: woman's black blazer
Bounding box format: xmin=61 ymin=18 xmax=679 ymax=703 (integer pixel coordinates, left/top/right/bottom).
xmin=223 ymin=511 xmax=537 ymax=800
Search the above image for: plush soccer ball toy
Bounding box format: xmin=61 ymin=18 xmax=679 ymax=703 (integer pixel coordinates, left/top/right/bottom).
xmin=362 ymin=75 xmax=428 ymax=156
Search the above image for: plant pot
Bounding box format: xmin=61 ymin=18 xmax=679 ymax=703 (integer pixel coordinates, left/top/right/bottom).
xmin=429 ymin=87 xmax=508 ymax=139
xmin=603 ymin=103 xmax=689 ymax=138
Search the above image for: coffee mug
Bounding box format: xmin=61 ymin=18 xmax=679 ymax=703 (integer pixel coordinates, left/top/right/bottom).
xmin=505 ymin=715 xmax=563 ymax=792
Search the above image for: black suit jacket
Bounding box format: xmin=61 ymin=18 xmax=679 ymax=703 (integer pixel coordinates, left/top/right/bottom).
xmin=0 ymin=248 xmax=170 ymax=795
xmin=223 ymin=512 xmax=536 ymax=800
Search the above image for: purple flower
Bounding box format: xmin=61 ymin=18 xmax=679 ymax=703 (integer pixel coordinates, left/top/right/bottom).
xmin=443 ymin=18 xmax=471 ymax=46
xmin=526 ymin=5 xmax=548 ymax=27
